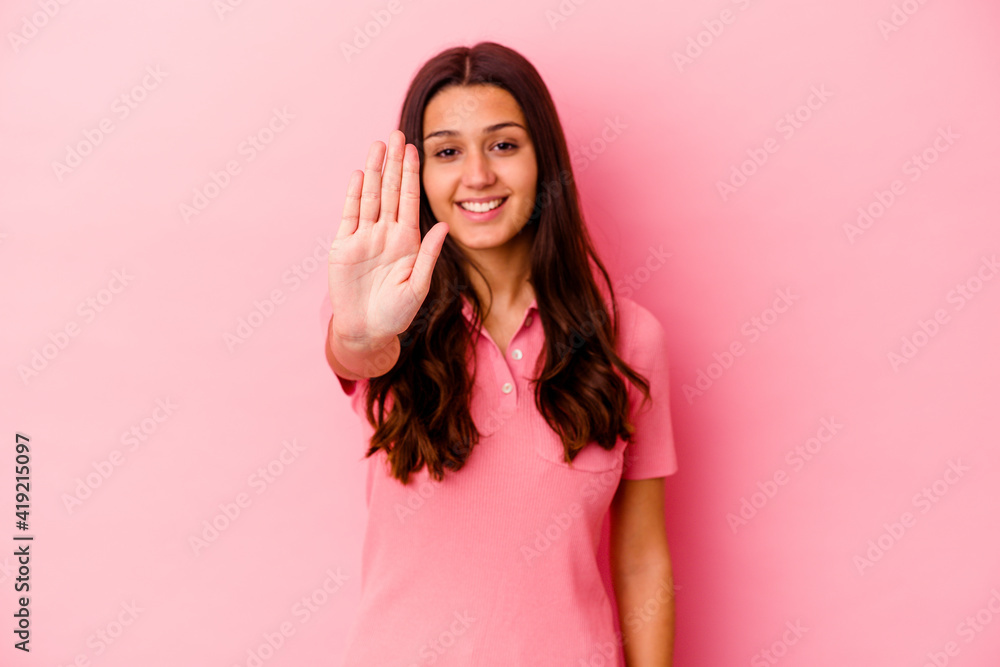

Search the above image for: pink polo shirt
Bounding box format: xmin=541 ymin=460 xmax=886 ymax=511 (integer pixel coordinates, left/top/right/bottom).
xmin=332 ymin=294 xmax=677 ymax=666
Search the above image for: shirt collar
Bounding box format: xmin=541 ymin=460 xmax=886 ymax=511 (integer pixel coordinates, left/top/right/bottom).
xmin=460 ymin=295 xmax=538 ymax=324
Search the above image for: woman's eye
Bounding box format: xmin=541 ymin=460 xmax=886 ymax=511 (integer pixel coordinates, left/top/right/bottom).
xmin=434 ymin=143 xmax=517 ymax=158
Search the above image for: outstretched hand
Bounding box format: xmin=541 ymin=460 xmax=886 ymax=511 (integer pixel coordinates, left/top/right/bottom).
xmin=328 ymin=129 xmax=449 ymax=349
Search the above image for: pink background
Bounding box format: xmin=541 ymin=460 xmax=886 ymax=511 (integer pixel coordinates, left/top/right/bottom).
xmin=2 ymin=0 xmax=999 ymax=665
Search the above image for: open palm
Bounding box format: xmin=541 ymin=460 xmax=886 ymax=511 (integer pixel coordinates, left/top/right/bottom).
xmin=328 ymin=130 xmax=449 ymax=348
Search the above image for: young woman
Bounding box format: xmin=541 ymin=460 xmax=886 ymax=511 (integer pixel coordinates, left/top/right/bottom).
xmin=326 ymin=41 xmax=677 ymax=666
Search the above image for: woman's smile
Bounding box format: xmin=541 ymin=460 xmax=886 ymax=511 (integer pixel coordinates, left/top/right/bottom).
xmin=455 ymin=196 xmax=509 ymax=221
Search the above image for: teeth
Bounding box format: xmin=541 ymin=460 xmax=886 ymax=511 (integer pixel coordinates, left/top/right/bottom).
xmin=459 ymin=198 xmax=504 ymax=212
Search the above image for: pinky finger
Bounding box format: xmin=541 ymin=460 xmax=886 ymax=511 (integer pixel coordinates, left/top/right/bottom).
xmin=336 ymin=170 xmax=363 ymax=239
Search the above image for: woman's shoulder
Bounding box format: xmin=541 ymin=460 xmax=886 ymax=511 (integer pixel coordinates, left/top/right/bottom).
xmin=605 ymin=294 xmax=668 ymax=368
xmin=608 ymin=295 xmax=665 ymax=341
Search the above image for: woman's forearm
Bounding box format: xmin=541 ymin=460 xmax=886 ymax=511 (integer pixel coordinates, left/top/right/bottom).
xmin=614 ymin=563 xmax=676 ymax=666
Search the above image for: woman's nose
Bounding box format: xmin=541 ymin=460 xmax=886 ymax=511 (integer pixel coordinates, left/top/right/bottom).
xmin=461 ymin=149 xmax=496 ymax=189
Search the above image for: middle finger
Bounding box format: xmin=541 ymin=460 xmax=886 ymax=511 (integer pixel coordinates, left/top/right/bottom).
xmin=358 ymin=140 xmax=386 ymax=227
xmin=379 ymin=130 xmax=405 ymax=223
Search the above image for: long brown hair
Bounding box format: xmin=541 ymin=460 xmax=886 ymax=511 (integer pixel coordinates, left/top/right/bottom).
xmin=362 ymin=41 xmax=652 ymax=484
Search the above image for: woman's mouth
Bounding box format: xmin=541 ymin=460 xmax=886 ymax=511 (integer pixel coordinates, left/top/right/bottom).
xmin=455 ymin=197 xmax=508 ymax=221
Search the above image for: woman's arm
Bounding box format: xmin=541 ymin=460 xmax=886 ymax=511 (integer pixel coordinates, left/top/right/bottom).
xmin=610 ymin=476 xmax=676 ymax=666
xmin=325 ymin=312 xmax=400 ymax=380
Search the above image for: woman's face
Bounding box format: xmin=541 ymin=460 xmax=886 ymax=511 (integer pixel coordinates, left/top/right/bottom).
xmin=421 ymin=85 xmax=538 ymax=255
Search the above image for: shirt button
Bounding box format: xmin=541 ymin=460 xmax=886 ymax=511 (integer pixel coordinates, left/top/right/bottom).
xmin=524 ymin=315 xmax=533 ymax=327
xmin=511 ymin=348 xmax=523 ymax=360
xmin=501 ymin=382 xmax=513 ymax=394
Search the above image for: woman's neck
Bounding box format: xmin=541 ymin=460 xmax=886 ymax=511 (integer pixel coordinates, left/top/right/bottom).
xmin=463 ymin=228 xmax=535 ymax=310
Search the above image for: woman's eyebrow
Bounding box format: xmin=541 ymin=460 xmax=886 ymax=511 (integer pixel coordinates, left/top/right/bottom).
xmin=423 ymin=121 xmax=526 ymax=142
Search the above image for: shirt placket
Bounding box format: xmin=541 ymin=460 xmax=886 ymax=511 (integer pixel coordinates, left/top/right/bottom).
xmin=480 ymin=310 xmax=536 ymax=412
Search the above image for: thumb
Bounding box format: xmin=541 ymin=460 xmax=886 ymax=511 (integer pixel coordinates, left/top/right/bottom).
xmin=409 ymin=221 xmax=449 ymax=300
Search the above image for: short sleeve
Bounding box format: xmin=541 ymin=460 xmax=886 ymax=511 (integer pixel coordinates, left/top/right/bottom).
xmin=337 ymin=374 xmax=370 ymax=420
xmin=620 ymin=300 xmax=678 ymax=480
xmin=336 ymin=372 xmax=358 ymax=396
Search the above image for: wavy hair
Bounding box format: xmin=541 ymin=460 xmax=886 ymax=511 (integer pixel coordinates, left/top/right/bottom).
xmin=361 ymin=41 xmax=652 ymax=484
